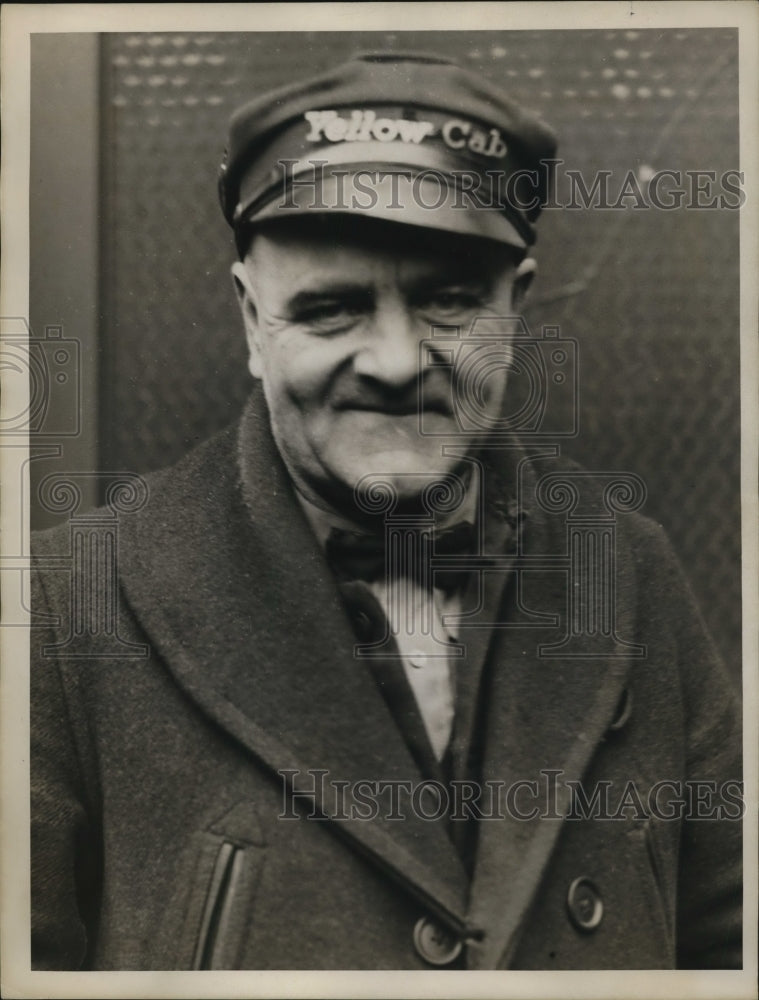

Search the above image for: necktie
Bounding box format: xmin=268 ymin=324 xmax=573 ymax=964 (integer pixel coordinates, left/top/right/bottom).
xmin=325 ymin=521 xmax=475 ymax=593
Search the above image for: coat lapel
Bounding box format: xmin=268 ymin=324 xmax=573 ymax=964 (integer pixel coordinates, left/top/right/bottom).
xmin=448 ymin=447 xmax=534 ymax=787
xmin=118 ymin=392 xmax=471 ymax=935
xmin=464 ymin=453 xmax=639 ymax=968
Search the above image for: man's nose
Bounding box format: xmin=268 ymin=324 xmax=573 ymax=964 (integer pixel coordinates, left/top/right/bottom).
xmin=352 ymin=304 xmax=421 ymax=388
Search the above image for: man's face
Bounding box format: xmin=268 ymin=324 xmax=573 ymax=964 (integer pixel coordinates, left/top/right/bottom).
xmin=233 ymin=217 xmax=532 ymax=514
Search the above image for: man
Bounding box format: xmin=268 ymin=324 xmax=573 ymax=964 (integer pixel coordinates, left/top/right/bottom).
xmin=31 ymin=51 xmax=742 ymax=970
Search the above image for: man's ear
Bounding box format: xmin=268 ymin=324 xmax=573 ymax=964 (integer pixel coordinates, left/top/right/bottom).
xmin=231 ymin=260 xmax=263 ymax=380
xmin=511 ymin=256 xmax=537 ymax=312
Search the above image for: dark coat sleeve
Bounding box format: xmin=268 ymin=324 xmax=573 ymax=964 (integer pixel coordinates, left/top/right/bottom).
xmin=30 ymin=558 xmax=100 ymax=970
xmin=643 ymin=527 xmax=743 ymax=968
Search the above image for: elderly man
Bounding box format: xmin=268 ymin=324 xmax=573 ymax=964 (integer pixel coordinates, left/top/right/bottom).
xmin=31 ymin=52 xmax=741 ymax=971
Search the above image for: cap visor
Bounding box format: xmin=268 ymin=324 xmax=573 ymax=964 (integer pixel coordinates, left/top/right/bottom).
xmin=247 ymin=168 xmax=527 ymax=249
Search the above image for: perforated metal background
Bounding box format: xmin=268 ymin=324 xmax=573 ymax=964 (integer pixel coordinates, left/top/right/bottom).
xmin=99 ymin=30 xmax=741 ymax=677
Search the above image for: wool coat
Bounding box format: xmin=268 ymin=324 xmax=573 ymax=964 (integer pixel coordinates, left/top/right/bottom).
xmin=31 ymin=394 xmax=743 ymax=971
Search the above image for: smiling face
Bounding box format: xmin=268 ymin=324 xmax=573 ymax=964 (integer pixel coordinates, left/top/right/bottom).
xmin=233 ymin=216 xmax=532 ymax=516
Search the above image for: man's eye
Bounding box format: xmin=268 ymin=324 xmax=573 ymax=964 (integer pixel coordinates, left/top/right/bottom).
xmin=297 ymin=300 xmax=366 ymax=329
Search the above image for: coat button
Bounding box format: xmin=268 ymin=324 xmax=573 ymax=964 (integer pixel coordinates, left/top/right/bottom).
xmin=608 ymin=686 xmax=633 ymax=732
xmin=566 ymin=877 xmax=604 ymax=932
xmin=413 ymin=917 xmax=463 ymax=966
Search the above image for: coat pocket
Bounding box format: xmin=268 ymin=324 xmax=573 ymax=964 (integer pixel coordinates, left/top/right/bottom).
xmin=627 ymin=820 xmax=675 ymax=961
xmin=192 ymin=840 xmax=246 ymax=970
xmin=173 ymin=801 xmax=267 ymax=969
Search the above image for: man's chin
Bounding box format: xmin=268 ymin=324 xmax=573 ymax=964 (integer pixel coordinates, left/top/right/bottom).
xmin=330 ymin=448 xmax=468 ymax=510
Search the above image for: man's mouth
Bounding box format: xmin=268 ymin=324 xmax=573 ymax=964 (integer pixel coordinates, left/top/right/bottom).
xmin=337 ymin=399 xmax=453 ymax=417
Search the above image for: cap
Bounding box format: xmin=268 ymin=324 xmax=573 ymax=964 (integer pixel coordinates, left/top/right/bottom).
xmin=218 ymin=51 xmax=558 ymax=251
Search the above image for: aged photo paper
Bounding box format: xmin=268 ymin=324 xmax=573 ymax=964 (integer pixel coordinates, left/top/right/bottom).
xmin=1 ymin=3 xmax=757 ymax=998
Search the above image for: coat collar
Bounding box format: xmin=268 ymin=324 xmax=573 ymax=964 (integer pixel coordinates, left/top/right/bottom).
xmin=119 ymin=391 xmax=471 ymax=935
xmin=118 ymin=390 xmax=638 ymax=965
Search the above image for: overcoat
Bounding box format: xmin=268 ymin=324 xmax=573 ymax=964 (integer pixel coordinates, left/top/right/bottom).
xmin=31 ymin=394 xmax=742 ymax=970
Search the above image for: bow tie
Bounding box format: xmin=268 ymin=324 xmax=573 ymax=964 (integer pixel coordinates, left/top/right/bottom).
xmin=325 ymin=521 xmax=476 ymax=593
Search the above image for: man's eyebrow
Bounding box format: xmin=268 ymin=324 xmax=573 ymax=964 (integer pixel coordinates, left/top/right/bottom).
xmin=285 ymin=283 xmax=374 ymax=314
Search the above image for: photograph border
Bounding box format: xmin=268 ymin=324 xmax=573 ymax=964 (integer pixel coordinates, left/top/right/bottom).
xmin=2 ymin=3 xmax=757 ymax=998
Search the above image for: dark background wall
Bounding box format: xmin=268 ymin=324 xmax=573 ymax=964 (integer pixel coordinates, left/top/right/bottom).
xmin=30 ymin=29 xmax=741 ymax=681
